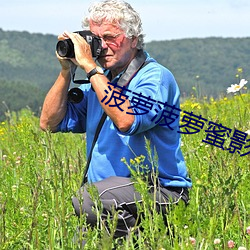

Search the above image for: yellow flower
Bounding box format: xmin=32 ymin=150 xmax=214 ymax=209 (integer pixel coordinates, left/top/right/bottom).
xmin=130 ymin=159 xmax=135 ymax=165
xmin=237 ymin=67 xmax=243 ymax=73
xmin=191 ymin=103 xmax=201 ymax=109
xmin=135 ymin=157 xmax=141 ymax=164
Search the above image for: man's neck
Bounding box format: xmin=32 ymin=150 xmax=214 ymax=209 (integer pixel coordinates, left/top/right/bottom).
xmin=110 ymin=50 xmax=139 ymax=80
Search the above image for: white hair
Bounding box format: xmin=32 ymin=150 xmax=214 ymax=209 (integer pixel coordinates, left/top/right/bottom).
xmin=82 ymin=0 xmax=145 ymax=49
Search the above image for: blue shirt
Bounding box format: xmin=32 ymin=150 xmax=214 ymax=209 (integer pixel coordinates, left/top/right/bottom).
xmin=58 ymin=52 xmax=192 ymax=188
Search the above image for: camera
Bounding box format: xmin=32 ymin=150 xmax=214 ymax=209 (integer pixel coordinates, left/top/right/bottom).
xmin=56 ymin=30 xmax=102 ymax=58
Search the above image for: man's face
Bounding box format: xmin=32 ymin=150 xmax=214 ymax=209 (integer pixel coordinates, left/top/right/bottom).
xmin=89 ymin=20 xmax=137 ymax=72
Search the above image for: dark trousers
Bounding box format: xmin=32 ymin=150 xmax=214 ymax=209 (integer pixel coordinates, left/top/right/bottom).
xmin=72 ymin=176 xmax=189 ymax=238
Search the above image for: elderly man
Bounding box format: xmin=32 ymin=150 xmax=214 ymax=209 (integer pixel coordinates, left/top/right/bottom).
xmin=40 ymin=0 xmax=192 ymax=241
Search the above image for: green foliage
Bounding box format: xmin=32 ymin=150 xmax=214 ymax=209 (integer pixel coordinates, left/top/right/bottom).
xmin=0 ymin=79 xmax=46 ymax=121
xmin=145 ymin=37 xmax=250 ymax=98
xmin=0 ymin=93 xmax=250 ymax=249
xmin=0 ymin=29 xmax=61 ymax=121
xmin=0 ymin=109 xmax=85 ymax=249
xmin=0 ymin=28 xmax=60 ymax=89
xmin=0 ymin=29 xmax=250 ymax=120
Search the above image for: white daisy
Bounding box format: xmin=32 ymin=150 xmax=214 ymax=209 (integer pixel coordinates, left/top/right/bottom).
xmin=227 ymin=79 xmax=248 ymax=93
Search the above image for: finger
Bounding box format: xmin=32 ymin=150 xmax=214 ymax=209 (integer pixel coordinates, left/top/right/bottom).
xmin=58 ymin=35 xmax=66 ymax=41
xmin=55 ymin=50 xmax=79 ymax=66
xmin=65 ymin=31 xmax=85 ymax=43
xmin=55 ymin=50 xmax=64 ymax=59
xmin=57 ymin=31 xmax=71 ymax=41
xmin=63 ymin=30 xmax=70 ymax=37
xmin=64 ymin=30 xmax=76 ymax=40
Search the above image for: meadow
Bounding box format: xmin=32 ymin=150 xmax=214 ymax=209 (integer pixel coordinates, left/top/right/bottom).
xmin=0 ymin=89 xmax=249 ymax=249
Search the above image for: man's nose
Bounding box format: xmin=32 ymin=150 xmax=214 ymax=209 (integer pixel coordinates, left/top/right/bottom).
xmin=101 ymin=38 xmax=108 ymax=49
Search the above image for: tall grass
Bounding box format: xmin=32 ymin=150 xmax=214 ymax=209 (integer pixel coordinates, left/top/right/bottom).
xmin=0 ymin=93 xmax=249 ymax=249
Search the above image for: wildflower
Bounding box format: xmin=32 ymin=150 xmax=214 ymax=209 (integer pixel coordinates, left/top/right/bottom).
xmin=196 ymin=179 xmax=202 ymax=185
xmin=238 ymin=247 xmax=246 ymax=250
xmin=191 ymin=103 xmax=201 ymax=109
xmin=202 ymin=156 xmax=208 ymax=161
xmin=246 ymin=226 xmax=250 ymax=235
xmin=135 ymin=157 xmax=141 ymax=164
xmin=42 ymin=213 xmax=48 ymax=221
xmin=130 ymin=159 xmax=135 ymax=165
xmin=189 ymin=237 xmax=196 ymax=246
xmin=228 ymin=240 xmax=235 ymax=248
xmin=214 ymin=238 xmax=221 ymax=244
xmin=227 ymin=79 xmax=248 ymax=93
xmin=245 ymin=130 xmax=250 ymax=136
xmin=20 ymin=207 xmax=25 ymax=214
xmin=11 ymin=185 xmax=18 ymax=192
xmin=237 ymin=67 xmax=243 ymax=73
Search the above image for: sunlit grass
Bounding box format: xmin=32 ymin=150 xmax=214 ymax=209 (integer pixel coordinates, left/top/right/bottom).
xmin=0 ymin=93 xmax=250 ymax=249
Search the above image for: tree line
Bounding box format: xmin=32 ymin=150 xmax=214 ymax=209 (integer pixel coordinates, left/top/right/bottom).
xmin=0 ymin=28 xmax=249 ymax=121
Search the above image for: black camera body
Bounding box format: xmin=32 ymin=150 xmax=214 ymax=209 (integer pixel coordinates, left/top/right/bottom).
xmin=56 ymin=30 xmax=102 ymax=58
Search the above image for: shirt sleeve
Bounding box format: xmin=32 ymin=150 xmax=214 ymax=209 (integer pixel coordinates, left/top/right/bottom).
xmin=56 ymin=85 xmax=89 ymax=133
xmin=117 ymin=62 xmax=181 ymax=136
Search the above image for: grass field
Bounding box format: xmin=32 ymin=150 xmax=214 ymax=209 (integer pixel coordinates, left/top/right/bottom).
xmin=0 ymin=90 xmax=249 ymax=249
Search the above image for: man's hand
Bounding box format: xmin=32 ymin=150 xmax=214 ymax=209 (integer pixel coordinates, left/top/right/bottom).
xmin=56 ymin=33 xmax=79 ymax=71
xmin=62 ymin=31 xmax=96 ymax=73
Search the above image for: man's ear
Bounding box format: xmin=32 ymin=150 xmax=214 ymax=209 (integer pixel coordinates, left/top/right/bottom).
xmin=131 ymin=36 xmax=139 ymax=49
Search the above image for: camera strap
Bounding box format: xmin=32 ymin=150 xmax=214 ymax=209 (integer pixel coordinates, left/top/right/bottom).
xmin=81 ymin=50 xmax=149 ymax=186
xmin=116 ymin=49 xmax=148 ymax=88
xmin=81 ymin=111 xmax=107 ymax=185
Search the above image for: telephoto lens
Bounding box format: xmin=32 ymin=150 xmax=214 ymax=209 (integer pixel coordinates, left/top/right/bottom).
xmin=56 ymin=31 xmax=102 ymax=59
xmin=56 ymin=39 xmax=75 ymax=58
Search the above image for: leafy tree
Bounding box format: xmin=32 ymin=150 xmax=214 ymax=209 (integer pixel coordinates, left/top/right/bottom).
xmin=0 ymin=29 xmax=249 ymax=118
xmin=0 ymin=79 xmax=45 ymax=121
